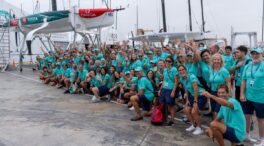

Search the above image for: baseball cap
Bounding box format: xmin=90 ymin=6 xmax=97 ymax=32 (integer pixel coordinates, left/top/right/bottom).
xmin=135 ymin=67 xmax=143 ymax=71
xmin=251 ymin=47 xmax=263 ymax=54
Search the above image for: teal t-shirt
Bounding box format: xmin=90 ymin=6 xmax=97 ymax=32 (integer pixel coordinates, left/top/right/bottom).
xmin=217 ymin=98 xmax=246 ymax=142
xmin=223 ymin=54 xmax=234 ymax=71
xmin=138 ymin=77 xmax=154 ymax=101
xmin=209 ymin=67 xmax=230 ymax=91
xmin=96 ymin=53 xmax=103 ymax=61
xmin=53 ymin=68 xmax=62 ymax=77
xmin=78 ymin=69 xmax=88 ymax=81
xmin=232 ymin=58 xmax=251 ymax=86
xmin=73 ymin=57 xmax=81 ymax=65
xmin=122 ymin=60 xmax=130 ymax=72
xmin=199 ymin=61 xmax=211 ymax=84
xmin=38 ymin=59 xmax=45 ymax=70
xmin=63 ymin=68 xmax=71 ymax=78
xmin=163 ymin=67 xmax=178 ymax=90
xmin=89 ymin=77 xmax=101 ymax=87
xmin=242 ymin=61 xmax=264 ymax=103
xmin=70 ymin=69 xmax=78 ymax=82
xmin=185 ymin=62 xmax=198 ymax=76
xmin=130 ymin=60 xmax=142 ymax=70
xmin=180 ymin=74 xmax=204 ymax=96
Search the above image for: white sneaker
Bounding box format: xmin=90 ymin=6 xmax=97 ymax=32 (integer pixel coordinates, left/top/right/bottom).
xmin=92 ymin=96 xmax=99 ymax=103
xmin=245 ymin=133 xmax=257 ymax=143
xmin=254 ymin=140 xmax=264 ymax=146
xmin=192 ymin=127 xmax=203 ymax=135
xmin=129 ymin=106 xmax=135 ymax=111
xmin=186 ymin=125 xmax=196 ymax=132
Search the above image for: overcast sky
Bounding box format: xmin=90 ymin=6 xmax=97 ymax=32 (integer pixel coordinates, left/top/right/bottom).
xmin=6 ymin=0 xmax=264 ymax=45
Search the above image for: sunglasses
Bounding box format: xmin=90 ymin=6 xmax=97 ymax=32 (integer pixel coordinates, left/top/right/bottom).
xmin=165 ymin=60 xmax=172 ymax=63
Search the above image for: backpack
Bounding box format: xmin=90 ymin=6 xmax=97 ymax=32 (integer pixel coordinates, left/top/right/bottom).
xmin=151 ymin=103 xmax=164 ymax=126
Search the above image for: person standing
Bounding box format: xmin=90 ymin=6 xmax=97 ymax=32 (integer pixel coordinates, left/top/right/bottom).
xmin=229 ymin=46 xmax=251 ymax=102
xmin=240 ymin=48 xmax=264 ymax=146
xmin=159 ymin=56 xmax=179 ymax=125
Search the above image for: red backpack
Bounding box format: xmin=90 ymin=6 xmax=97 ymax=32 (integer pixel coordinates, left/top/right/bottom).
xmin=151 ymin=103 xmax=164 ymax=126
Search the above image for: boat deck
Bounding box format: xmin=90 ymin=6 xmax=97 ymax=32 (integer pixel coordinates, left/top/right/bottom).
xmin=0 ymin=68 xmax=257 ymax=146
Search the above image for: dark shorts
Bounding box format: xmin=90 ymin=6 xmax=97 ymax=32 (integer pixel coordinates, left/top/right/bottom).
xmin=223 ymin=126 xmax=240 ymax=143
xmin=235 ymin=86 xmax=241 ymax=102
xmin=187 ymin=93 xmax=207 ymax=110
xmin=210 ymin=91 xmax=221 ymax=113
xmin=138 ymin=95 xmax=152 ymax=111
xmin=241 ymin=100 xmax=264 ymax=119
xmin=159 ymin=89 xmax=176 ymax=106
xmin=98 ymin=85 xmax=110 ymax=97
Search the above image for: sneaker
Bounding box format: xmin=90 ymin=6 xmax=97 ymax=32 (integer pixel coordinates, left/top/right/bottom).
xmin=129 ymin=106 xmax=135 ymax=111
xmin=193 ymin=127 xmax=203 ymax=135
xmin=106 ymin=95 xmax=111 ymax=101
xmin=92 ymin=96 xmax=100 ymax=103
xmin=186 ymin=125 xmax=196 ymax=132
xmin=182 ymin=117 xmax=190 ymax=123
xmin=245 ymin=133 xmax=257 ymax=143
xmin=254 ymin=140 xmax=264 ymax=146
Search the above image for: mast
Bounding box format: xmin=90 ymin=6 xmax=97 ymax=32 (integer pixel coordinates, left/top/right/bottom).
xmin=262 ymin=0 xmax=264 ymax=41
xmin=161 ymin=0 xmax=167 ymax=32
xmin=201 ymin=0 xmax=205 ymax=32
xmin=136 ymin=0 xmax=139 ymax=31
xmin=188 ymin=0 xmax=192 ymax=31
xmin=51 ymin=0 xmax=57 ymax=11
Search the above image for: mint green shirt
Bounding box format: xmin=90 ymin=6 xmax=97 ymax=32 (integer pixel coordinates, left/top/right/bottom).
xmin=223 ymin=54 xmax=234 ymax=71
xmin=138 ymin=77 xmax=154 ymax=101
xmin=163 ymin=67 xmax=178 ymax=90
xmin=232 ymin=58 xmax=251 ymax=86
xmin=78 ymin=69 xmax=88 ymax=81
xmin=185 ymin=62 xmax=198 ymax=76
xmin=180 ymin=74 xmax=204 ymax=96
xmin=209 ymin=67 xmax=230 ymax=91
xmin=217 ymin=98 xmax=246 ymax=142
xmin=199 ymin=61 xmax=211 ymax=84
xmin=242 ymin=61 xmax=264 ymax=103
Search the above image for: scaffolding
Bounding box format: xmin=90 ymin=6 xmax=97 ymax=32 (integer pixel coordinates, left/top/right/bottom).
xmin=0 ymin=24 xmax=10 ymax=72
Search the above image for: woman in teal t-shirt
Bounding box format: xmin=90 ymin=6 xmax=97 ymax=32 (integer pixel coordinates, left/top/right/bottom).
xmin=91 ymin=67 xmax=111 ymax=102
xmin=177 ymin=65 xmax=206 ymax=135
xmin=209 ymin=53 xmax=231 ymax=118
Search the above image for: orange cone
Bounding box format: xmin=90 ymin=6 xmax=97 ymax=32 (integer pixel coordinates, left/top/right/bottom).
xmin=12 ymin=59 xmax=16 ymax=69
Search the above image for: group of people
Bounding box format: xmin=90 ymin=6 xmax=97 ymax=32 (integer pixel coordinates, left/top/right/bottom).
xmin=37 ymin=40 xmax=264 ymax=146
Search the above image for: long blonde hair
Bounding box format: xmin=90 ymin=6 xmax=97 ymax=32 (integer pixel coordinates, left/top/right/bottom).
xmin=210 ymin=53 xmax=224 ymax=69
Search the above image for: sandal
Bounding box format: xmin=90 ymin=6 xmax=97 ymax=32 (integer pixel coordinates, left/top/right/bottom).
xmin=130 ymin=116 xmax=143 ymax=121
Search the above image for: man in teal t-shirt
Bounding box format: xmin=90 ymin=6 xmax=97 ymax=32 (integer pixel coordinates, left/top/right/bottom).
xmin=240 ymin=48 xmax=264 ymax=145
xmin=129 ymin=67 xmax=154 ymax=121
xmin=202 ymin=84 xmax=246 ymax=146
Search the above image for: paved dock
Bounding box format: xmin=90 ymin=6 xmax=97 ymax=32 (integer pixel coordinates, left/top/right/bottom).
xmin=0 ymin=69 xmax=256 ymax=146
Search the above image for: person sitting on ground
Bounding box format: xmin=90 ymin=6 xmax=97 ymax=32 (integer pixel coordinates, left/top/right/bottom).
xmin=118 ymin=71 xmax=137 ymax=104
xmin=50 ymin=63 xmax=63 ymax=86
xmin=39 ymin=66 xmax=51 ymax=84
xmin=125 ymin=67 xmax=154 ymax=121
xmin=86 ymin=70 xmax=101 ymax=93
xmin=91 ymin=67 xmax=112 ymax=102
xmin=202 ymin=84 xmax=246 ymax=146
xmin=68 ymin=63 xmax=79 ymax=94
xmin=76 ymin=65 xmax=88 ymax=93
